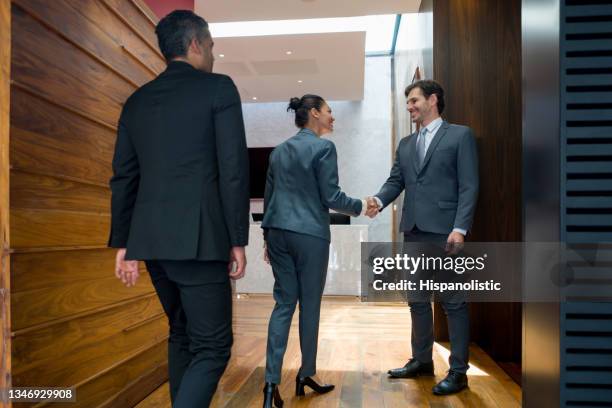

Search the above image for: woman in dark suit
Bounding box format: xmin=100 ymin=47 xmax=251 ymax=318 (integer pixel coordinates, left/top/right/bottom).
xmin=261 ymin=94 xmax=367 ymax=407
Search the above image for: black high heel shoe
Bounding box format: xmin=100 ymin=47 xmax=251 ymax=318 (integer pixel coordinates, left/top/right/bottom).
xmin=262 ymin=382 xmax=283 ymax=408
xmin=295 ymin=376 xmax=335 ymax=396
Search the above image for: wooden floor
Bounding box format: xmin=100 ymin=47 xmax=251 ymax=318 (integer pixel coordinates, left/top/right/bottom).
xmin=136 ymin=295 xmax=521 ymax=407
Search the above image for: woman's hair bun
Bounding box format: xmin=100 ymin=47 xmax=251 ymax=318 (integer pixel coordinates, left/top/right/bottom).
xmin=287 ymin=97 xmax=302 ymax=112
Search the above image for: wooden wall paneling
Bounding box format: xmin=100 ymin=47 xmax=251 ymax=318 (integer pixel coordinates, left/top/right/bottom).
xmin=102 ymin=0 xmax=161 ymax=53
xmin=11 ymin=341 xmax=167 ymax=408
xmin=97 ymin=363 xmax=167 ymax=408
xmin=35 ymin=341 xmax=167 ymax=408
xmin=11 ymin=0 xmax=154 ymax=87
xmin=9 ymin=0 xmax=168 ymax=404
xmin=11 ymin=5 xmax=130 ymax=127
xmin=12 ymin=303 xmax=165 ymax=387
xmin=432 ymin=0 xmax=522 ymax=365
xmin=10 ymin=88 xmax=115 ymax=187
xmin=70 ymin=0 xmax=166 ymax=75
xmin=11 ymin=249 xmax=135 ymax=293
xmin=10 ymin=209 xmax=110 ymax=249
xmin=11 ymin=269 xmax=153 ymax=330
xmin=64 ymin=0 xmax=165 ymax=75
xmin=0 ymin=0 xmax=10 ymax=405
xmin=130 ymin=0 xmax=159 ymax=26
xmin=11 ymin=172 xmax=110 ymax=214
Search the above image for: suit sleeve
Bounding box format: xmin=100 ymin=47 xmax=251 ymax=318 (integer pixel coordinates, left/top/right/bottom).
xmin=108 ymin=109 xmax=140 ymax=248
xmin=454 ymin=129 xmax=479 ymax=231
xmin=374 ymin=141 xmax=406 ymax=210
xmin=315 ymin=141 xmax=362 ymax=216
xmin=262 ymin=159 xmax=274 ymax=241
xmin=213 ymin=75 xmax=250 ymax=247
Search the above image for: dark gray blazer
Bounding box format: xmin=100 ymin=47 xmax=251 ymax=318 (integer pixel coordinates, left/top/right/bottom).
xmin=262 ymin=128 xmax=362 ymax=241
xmin=108 ymin=61 xmax=249 ymax=261
xmin=376 ymin=121 xmax=478 ymax=235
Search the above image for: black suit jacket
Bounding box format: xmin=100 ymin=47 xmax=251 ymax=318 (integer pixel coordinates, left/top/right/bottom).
xmin=108 ymin=61 xmax=249 ymax=261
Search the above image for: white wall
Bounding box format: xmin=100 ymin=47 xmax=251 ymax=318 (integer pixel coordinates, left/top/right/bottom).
xmin=243 ymin=56 xmax=394 ymax=242
xmin=394 ymin=11 xmax=433 ymax=145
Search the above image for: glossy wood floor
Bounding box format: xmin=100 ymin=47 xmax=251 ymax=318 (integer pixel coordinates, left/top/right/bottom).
xmin=136 ymin=295 xmax=521 ymax=407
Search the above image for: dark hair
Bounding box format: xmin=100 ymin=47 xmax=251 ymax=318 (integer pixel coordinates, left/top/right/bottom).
xmin=404 ymin=80 xmax=445 ymax=114
xmin=155 ymin=10 xmax=210 ymax=62
xmin=287 ymin=94 xmax=326 ymax=128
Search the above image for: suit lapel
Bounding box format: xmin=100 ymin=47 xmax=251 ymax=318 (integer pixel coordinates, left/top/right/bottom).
xmin=407 ymin=133 xmax=420 ymax=176
xmin=418 ymin=121 xmax=449 ymax=174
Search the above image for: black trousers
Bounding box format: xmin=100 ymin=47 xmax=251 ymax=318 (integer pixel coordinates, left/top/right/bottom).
xmin=404 ymin=228 xmax=470 ymax=374
xmin=145 ymin=260 xmax=233 ymax=408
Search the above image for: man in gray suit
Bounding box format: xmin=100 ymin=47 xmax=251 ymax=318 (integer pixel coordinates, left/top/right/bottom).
xmin=368 ymin=80 xmax=478 ymax=395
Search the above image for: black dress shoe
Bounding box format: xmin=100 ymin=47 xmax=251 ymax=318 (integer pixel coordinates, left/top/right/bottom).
xmin=263 ymin=382 xmax=283 ymax=408
xmin=387 ymin=358 xmax=434 ymax=378
xmin=432 ymin=370 xmax=468 ymax=395
xmin=295 ymin=376 xmax=335 ymax=396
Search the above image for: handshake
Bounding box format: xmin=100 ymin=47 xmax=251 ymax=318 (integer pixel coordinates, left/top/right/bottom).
xmin=363 ymin=196 xmax=381 ymax=219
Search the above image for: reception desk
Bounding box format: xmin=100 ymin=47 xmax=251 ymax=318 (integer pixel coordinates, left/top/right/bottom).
xmin=237 ymin=224 xmax=368 ymax=296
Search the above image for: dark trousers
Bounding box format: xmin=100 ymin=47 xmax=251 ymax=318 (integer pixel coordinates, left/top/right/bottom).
xmin=145 ymin=260 xmax=233 ymax=408
xmin=265 ymin=228 xmax=330 ymax=384
xmin=404 ymin=228 xmax=470 ymax=374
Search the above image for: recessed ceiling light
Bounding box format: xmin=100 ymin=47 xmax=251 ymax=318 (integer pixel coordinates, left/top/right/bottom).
xmin=297 ymin=80 xmax=303 ymax=83
xmin=252 ymin=97 xmax=257 ymax=100
xmin=219 ymin=54 xmax=225 ymax=57
xmin=286 ymin=51 xmax=292 ymax=55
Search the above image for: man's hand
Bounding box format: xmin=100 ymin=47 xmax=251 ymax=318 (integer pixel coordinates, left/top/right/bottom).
xmin=365 ymin=196 xmax=380 ymax=218
xmin=446 ymin=231 xmax=465 ymax=255
xmin=228 ymin=246 xmax=247 ymax=280
xmin=114 ymin=248 xmax=140 ymax=287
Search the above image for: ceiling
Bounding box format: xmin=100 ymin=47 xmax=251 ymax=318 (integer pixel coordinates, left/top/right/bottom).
xmin=213 ymin=32 xmax=365 ymax=103
xmin=195 ymin=0 xmax=421 ymax=103
xmin=195 ymin=0 xmax=420 ymax=22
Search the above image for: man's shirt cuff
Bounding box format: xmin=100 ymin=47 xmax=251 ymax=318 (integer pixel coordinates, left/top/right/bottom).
xmin=452 ymin=227 xmax=467 ymax=236
xmin=360 ymin=199 xmax=367 ymax=215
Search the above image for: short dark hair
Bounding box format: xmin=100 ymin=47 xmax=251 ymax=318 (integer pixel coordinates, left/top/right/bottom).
xmin=155 ymin=10 xmax=210 ymax=62
xmin=405 ymin=80 xmax=445 ymax=114
xmin=287 ymin=94 xmax=326 ymax=128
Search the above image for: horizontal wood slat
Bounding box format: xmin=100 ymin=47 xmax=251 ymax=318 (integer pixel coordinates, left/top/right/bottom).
xmin=102 ymin=0 xmax=163 ymax=61
xmin=16 ymin=341 xmax=168 ymax=408
xmin=10 ymin=124 xmax=113 ymax=188
xmin=9 ymin=82 xmax=115 ymax=183
xmin=11 ymin=208 xmax=110 ymax=249
xmin=11 ymin=0 xmax=151 ymax=88
xmin=98 ymin=363 xmax=167 ymax=408
xmin=11 ymin=5 xmax=130 ymax=126
xmin=11 ymin=170 xmax=110 ymax=213
xmin=12 ymin=295 xmax=163 ymax=379
xmin=61 ymin=341 xmax=166 ymax=408
xmin=11 ymin=271 xmax=154 ymax=330
xmin=130 ymin=0 xmax=158 ymax=27
xmin=63 ymin=0 xmax=164 ymax=74
xmin=11 ymin=248 xmax=144 ymax=293
xmin=13 ymin=314 xmax=166 ymax=389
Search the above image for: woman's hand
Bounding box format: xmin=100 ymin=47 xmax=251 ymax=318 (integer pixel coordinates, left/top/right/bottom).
xmin=264 ymin=244 xmax=270 ymax=264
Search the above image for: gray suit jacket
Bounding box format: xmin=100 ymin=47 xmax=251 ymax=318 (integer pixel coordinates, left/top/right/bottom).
xmin=376 ymin=121 xmax=478 ymax=235
xmin=262 ymin=128 xmax=362 ymax=241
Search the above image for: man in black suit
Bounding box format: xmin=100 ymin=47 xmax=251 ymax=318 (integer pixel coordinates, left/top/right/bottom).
xmin=108 ymin=10 xmax=249 ymax=408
